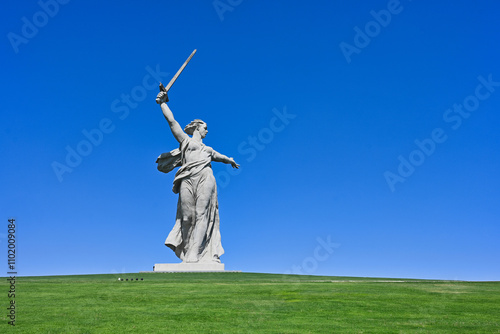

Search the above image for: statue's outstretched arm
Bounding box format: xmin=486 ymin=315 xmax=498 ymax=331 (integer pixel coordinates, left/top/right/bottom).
xmin=157 ymin=91 xmax=187 ymax=144
xmin=210 ymin=148 xmax=240 ymax=169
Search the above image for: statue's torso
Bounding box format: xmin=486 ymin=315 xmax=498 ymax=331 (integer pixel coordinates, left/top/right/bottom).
xmin=183 ymin=139 xmax=212 ymax=165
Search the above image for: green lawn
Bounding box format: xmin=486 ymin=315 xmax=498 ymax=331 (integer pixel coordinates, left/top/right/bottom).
xmin=1 ymin=272 xmax=499 ymax=333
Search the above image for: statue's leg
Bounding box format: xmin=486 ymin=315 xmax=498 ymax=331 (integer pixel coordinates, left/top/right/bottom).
xmin=186 ymin=171 xmax=216 ymax=262
xmin=179 ymin=178 xmax=196 ymax=262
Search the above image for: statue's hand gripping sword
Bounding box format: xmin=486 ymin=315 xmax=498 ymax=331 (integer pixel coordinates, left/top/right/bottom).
xmin=156 ymin=49 xmax=197 ymax=104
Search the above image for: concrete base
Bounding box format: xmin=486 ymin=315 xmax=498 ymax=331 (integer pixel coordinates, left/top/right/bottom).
xmin=152 ymin=262 xmax=225 ymax=272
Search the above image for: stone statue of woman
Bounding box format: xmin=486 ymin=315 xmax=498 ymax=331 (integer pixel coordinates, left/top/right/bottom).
xmin=155 ymin=90 xmax=239 ymax=264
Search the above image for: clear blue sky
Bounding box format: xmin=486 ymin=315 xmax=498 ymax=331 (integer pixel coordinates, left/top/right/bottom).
xmin=1 ymin=0 xmax=499 ymax=280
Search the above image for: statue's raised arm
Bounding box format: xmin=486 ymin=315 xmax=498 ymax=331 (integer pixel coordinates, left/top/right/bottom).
xmin=156 ymin=91 xmax=188 ymax=144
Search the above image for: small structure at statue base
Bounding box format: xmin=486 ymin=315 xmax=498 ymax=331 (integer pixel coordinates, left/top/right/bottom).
xmin=153 ymin=263 xmax=225 ymax=273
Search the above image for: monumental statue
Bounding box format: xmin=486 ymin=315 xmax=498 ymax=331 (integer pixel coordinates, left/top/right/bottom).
xmin=154 ymin=50 xmax=239 ymax=267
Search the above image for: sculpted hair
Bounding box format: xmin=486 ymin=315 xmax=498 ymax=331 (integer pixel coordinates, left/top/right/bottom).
xmin=184 ymin=119 xmax=206 ymax=135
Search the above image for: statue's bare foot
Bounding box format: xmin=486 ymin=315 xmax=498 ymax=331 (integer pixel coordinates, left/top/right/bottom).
xmin=183 ymin=254 xmax=198 ymax=263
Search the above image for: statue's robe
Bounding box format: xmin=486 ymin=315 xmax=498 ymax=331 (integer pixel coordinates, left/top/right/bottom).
xmin=156 ymin=137 xmax=224 ymax=263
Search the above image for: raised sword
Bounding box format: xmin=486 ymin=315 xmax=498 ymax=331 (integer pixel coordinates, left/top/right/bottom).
xmin=156 ymin=49 xmax=197 ymax=104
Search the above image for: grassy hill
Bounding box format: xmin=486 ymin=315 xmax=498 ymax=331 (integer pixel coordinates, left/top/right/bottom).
xmin=1 ymin=272 xmax=499 ymax=333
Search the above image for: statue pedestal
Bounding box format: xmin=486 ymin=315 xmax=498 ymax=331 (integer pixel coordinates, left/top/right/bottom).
xmin=153 ymin=262 xmax=225 ymax=272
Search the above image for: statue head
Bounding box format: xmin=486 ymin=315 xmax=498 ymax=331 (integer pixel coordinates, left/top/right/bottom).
xmin=184 ymin=119 xmax=208 ymax=138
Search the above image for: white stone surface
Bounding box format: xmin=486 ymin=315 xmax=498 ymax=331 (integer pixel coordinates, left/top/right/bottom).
xmin=155 ymin=88 xmax=240 ymax=264
xmin=153 ymin=263 xmax=225 ymax=272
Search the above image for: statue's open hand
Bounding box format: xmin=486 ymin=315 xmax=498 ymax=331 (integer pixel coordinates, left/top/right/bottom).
xmin=230 ymin=159 xmax=240 ymax=169
xmin=156 ymin=91 xmax=169 ymax=104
